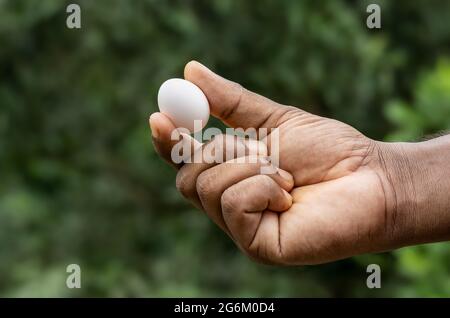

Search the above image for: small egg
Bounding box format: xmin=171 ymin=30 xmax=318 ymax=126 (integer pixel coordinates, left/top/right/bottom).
xmin=157 ymin=78 xmax=210 ymax=133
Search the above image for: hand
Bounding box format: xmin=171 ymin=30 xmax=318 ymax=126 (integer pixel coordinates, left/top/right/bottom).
xmin=150 ymin=61 xmax=450 ymax=265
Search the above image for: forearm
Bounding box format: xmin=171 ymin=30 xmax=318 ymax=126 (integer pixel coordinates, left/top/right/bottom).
xmin=376 ymin=135 xmax=450 ymax=247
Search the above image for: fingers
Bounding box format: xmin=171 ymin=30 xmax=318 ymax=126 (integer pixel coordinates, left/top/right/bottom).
xmin=221 ymin=175 xmax=293 ymax=263
xmin=149 ymin=112 xmax=179 ymax=167
xmin=176 ymin=134 xmax=267 ymax=205
xmin=178 ymin=156 xmax=293 ymax=234
xmin=149 ymin=112 xmax=201 ymax=169
xmin=151 ymin=61 xmax=295 ymax=168
xmin=184 ymin=61 xmax=290 ymax=129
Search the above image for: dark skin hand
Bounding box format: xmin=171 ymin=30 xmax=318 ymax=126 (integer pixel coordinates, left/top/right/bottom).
xmin=150 ymin=61 xmax=450 ymax=265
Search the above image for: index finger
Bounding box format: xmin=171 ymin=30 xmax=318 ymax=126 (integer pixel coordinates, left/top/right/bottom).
xmin=149 ymin=112 xmax=201 ymax=169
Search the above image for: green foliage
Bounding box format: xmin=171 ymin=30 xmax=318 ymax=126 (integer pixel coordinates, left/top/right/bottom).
xmin=394 ymin=244 xmax=450 ymax=297
xmin=385 ymin=60 xmax=450 ymax=140
xmin=0 ymin=0 xmax=449 ymax=297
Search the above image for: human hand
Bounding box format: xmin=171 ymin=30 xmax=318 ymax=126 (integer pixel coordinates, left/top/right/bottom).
xmin=150 ymin=61 xmax=450 ymax=265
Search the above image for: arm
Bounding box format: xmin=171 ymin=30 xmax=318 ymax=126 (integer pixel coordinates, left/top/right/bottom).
xmin=150 ymin=61 xmax=450 ymax=265
xmin=376 ymin=135 xmax=450 ymax=247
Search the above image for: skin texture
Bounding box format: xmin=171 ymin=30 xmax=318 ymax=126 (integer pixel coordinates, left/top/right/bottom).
xmin=150 ymin=61 xmax=450 ymax=265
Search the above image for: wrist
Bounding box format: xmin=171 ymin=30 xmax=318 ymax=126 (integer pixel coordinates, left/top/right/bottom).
xmin=374 ymin=136 xmax=450 ymax=247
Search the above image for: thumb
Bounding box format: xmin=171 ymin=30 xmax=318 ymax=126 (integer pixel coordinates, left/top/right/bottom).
xmin=184 ymin=61 xmax=287 ymax=129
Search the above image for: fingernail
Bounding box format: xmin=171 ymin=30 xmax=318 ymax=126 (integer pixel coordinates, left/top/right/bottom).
xmin=149 ymin=114 xmax=160 ymax=139
xmin=186 ymin=60 xmax=218 ymax=78
xmin=190 ymin=60 xmax=210 ymax=72
xmin=282 ymin=189 xmax=293 ymax=205
xmin=277 ymin=168 xmax=293 ymax=183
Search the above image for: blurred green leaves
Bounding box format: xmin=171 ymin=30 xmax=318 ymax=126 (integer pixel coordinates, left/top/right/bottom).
xmin=0 ymin=0 xmax=449 ymax=297
xmin=385 ymin=59 xmax=450 ymax=140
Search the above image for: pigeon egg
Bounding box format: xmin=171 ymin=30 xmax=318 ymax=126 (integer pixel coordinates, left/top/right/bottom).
xmin=157 ymin=78 xmax=210 ymax=133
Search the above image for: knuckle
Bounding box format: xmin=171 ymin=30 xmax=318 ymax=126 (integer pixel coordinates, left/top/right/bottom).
xmin=196 ymin=171 xmax=215 ymax=202
xmin=259 ymin=174 xmax=276 ymax=189
xmin=221 ymin=83 xmax=244 ymax=121
xmin=175 ymin=168 xmax=191 ymax=197
xmin=220 ymin=187 xmax=240 ymax=215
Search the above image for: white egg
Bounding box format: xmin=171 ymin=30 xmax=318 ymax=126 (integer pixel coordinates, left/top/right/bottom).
xmin=157 ymin=78 xmax=210 ymax=133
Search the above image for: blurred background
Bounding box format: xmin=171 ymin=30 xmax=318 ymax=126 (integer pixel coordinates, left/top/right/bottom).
xmin=0 ymin=0 xmax=450 ymax=297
